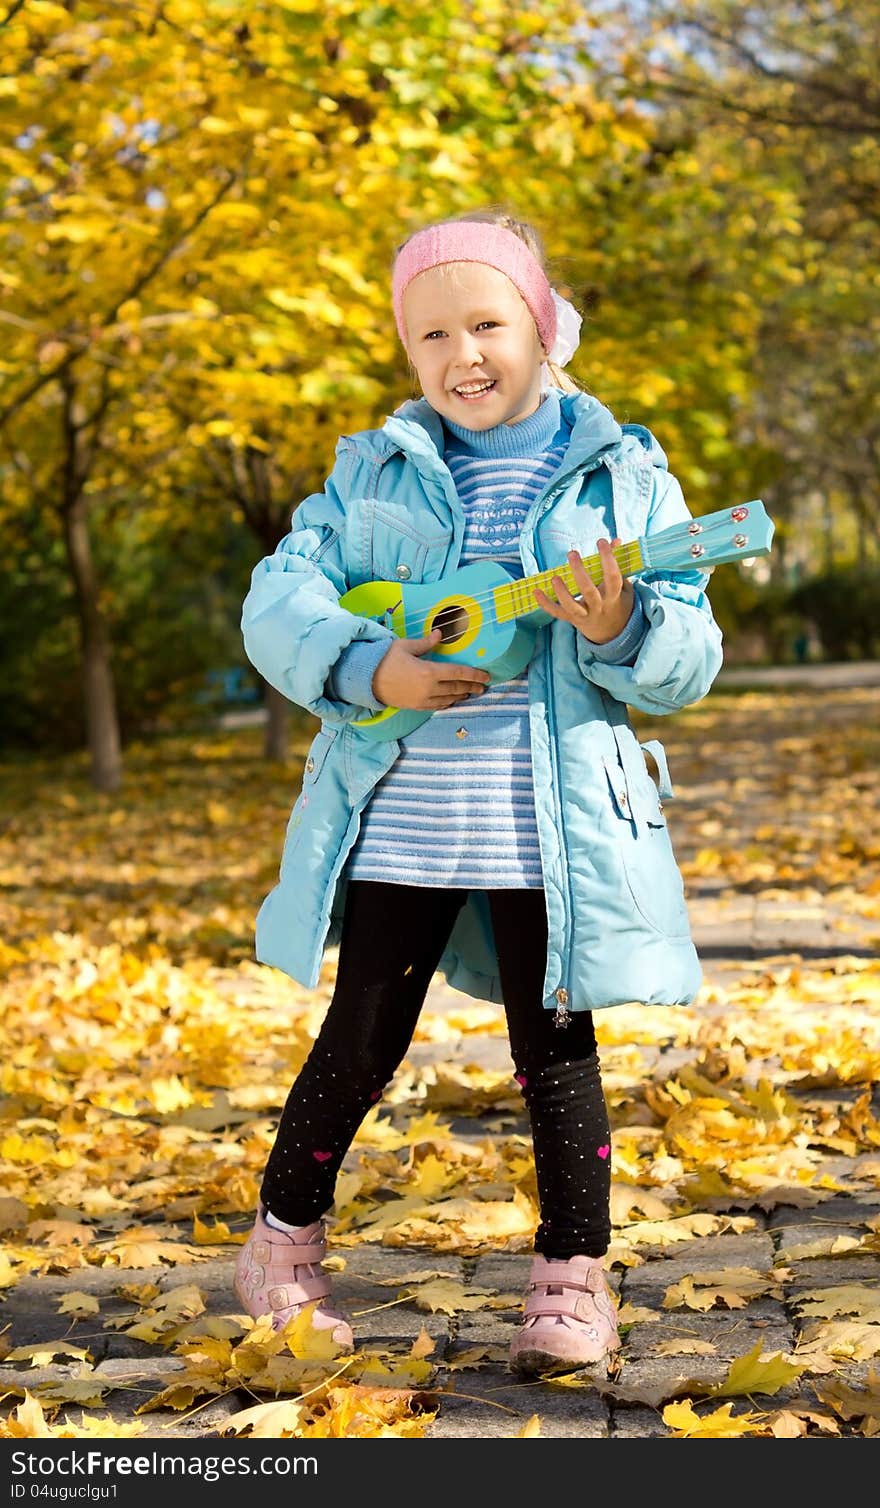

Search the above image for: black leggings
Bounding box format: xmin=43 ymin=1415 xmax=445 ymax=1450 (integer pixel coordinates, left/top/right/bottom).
xmin=261 ymin=880 xmax=611 ymax=1258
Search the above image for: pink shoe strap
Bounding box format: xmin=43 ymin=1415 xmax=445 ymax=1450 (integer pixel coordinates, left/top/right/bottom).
xmin=265 ymin=1272 xmax=331 ymax=1309
xmin=524 ymin=1291 xmax=602 ymax=1321
xmin=529 ymin=1256 xmax=605 ymax=1290
xmin=251 ymin=1236 xmax=326 ymax=1264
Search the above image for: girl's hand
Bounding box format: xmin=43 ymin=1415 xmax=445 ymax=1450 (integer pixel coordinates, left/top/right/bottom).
xmin=534 ymin=537 xmax=636 ymax=645
xmin=372 ymin=628 xmax=490 ymax=709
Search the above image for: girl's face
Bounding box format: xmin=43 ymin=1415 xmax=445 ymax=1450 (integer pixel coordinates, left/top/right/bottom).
xmin=402 ymin=261 xmax=546 ymax=429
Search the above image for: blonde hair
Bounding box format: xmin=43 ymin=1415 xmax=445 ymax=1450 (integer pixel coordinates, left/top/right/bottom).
xmin=394 ymin=205 xmax=583 ymax=394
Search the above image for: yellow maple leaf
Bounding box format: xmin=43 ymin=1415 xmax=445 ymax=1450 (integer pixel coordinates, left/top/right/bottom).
xmin=654 ymin=1340 xmax=717 ymax=1357
xmin=57 ymin=1292 xmax=100 ymax=1319
xmin=662 ymin=1399 xmax=766 ymax=1437
xmin=400 ymin=1110 xmax=454 ymax=1144
xmin=1 ymin=1132 xmax=55 ymax=1164
xmin=616 ymin=1303 xmax=659 ymax=1325
xmin=192 ymin=1213 xmax=237 ymax=1245
xmin=104 ymin=1227 xmax=207 ymax=1267
xmin=797 ymin=1321 xmax=880 ymax=1361
xmin=795 ymin=1284 xmax=880 ymax=1323
xmin=783 ymin=1235 xmax=861 ymax=1261
xmin=5 ymin=1341 xmax=91 ymax=1368
xmin=408 ymin=1152 xmax=461 ymax=1199
xmin=624 ymin=1213 xmax=745 ymax=1248
xmin=699 ymin=1342 xmax=806 ymax=1399
xmin=404 ymin=1279 xmax=519 ymax=1316
xmin=445 ymin=1344 xmax=509 ymax=1370
xmin=27 ymin=1220 xmax=94 ymax=1248
xmin=278 ymin=1304 xmax=347 ymax=1362
xmin=170 ymin=1315 xmax=246 ymax=1344
xmin=814 ymin=1370 xmax=880 ymax=1425
xmin=71 ymin=1415 xmax=148 ymax=1437
xmin=351 ymin=1355 xmax=437 ymax=1389
xmin=148 ymin=1076 xmax=197 ymax=1114
xmin=300 ymin=1383 xmax=436 ymax=1439
xmin=219 ymin=1397 xmax=306 ymax=1437
xmin=116 ymin=1284 xmax=206 ymax=1342
xmin=112 ymin=1282 xmax=161 ymax=1305
xmin=517 ymin=1414 xmax=542 ymax=1437
xmin=0 ymin=1251 xmax=22 ymax=1290
xmin=663 ymin=1268 xmax=780 ymax=1312
xmin=0 ymin=1391 xmax=56 ymax=1438
xmin=34 ymin=1370 xmax=115 ymax=1408
xmin=375 ymin=1268 xmax=459 ymax=1287
xmin=137 ymin=1379 xmax=227 ymax=1414
xmin=767 ymin=1407 xmax=836 ymax=1437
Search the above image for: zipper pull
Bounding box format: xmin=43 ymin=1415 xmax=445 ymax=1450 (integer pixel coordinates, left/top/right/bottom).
xmin=554 ymin=987 xmax=571 ymax=1028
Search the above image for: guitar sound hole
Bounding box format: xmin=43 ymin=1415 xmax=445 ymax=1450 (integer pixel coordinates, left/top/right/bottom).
xmin=431 ymin=602 xmax=470 ymax=645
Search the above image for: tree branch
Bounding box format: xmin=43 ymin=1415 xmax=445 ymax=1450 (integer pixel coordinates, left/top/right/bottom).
xmin=0 ymin=170 xmax=238 ymax=430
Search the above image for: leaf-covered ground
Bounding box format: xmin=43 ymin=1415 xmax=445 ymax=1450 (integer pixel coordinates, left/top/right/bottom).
xmin=0 ymin=685 xmax=879 ymax=1439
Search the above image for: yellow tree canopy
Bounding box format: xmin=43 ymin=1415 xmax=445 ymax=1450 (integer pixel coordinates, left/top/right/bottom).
xmin=1 ymin=0 xmax=796 ymax=538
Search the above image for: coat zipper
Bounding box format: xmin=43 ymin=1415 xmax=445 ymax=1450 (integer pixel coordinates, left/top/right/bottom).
xmin=542 ymin=642 xmax=574 ymax=1027
xmin=526 ymin=457 xmax=610 ymax=1024
xmin=528 ymin=476 xmax=586 ymax=1025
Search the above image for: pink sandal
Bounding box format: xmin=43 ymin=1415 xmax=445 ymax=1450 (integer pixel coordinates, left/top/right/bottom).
xmin=509 ymin=1254 xmax=620 ymax=1373
xmin=233 ymin=1208 xmax=354 ymax=1350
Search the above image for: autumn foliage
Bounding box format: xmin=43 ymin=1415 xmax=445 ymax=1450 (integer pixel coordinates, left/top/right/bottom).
xmin=3 ymin=2 xmax=878 ymax=783
xmin=1 ymin=685 xmax=879 ymax=1437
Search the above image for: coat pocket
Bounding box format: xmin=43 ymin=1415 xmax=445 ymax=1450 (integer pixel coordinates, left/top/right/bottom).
xmin=601 ymin=748 xmax=690 ymax=938
xmin=366 ymin=500 xmax=452 ymax=585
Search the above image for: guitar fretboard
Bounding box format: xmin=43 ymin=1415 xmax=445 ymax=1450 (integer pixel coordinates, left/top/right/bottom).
xmin=494 ymin=540 xmax=646 ymax=623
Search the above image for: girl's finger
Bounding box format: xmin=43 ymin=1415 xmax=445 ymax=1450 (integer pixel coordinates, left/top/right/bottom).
xmin=551 ymin=571 xmax=580 ymax=609
xmin=534 ymin=586 xmax=562 ymax=618
xmin=568 ymin=551 xmax=604 ymax=609
xmin=596 ymin=538 xmax=622 ymax=598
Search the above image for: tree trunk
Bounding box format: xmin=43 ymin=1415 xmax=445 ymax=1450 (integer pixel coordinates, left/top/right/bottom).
xmin=64 ymin=491 xmax=122 ymax=791
xmin=263 ymin=680 xmax=289 ymax=762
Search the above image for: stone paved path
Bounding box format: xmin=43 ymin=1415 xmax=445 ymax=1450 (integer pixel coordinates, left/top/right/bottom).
xmin=2 ymin=884 xmax=877 ymax=1441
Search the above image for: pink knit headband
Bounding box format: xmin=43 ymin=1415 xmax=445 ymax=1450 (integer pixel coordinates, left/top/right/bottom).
xmin=392 ymin=221 xmax=557 ymax=355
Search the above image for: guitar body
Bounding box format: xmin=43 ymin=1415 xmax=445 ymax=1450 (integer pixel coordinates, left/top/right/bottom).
xmin=338 ymin=560 xmax=542 ymax=741
xmin=337 ymin=500 xmax=774 ymax=743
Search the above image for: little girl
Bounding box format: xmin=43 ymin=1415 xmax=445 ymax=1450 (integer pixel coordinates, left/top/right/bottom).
xmin=236 ymin=207 xmax=723 ymax=1373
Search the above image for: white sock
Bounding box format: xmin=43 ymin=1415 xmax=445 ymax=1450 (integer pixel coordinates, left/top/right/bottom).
xmin=264 ymin=1209 xmax=301 ymax=1233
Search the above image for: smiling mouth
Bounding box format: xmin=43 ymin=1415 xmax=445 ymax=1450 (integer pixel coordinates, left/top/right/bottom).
xmin=452 ymin=379 xmax=497 ymax=399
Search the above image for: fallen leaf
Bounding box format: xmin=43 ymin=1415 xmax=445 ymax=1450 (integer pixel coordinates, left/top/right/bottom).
xmin=662 ymin=1399 xmax=766 ymax=1437
xmin=57 ymin=1293 xmax=100 ymax=1320
xmin=654 ymin=1339 xmax=717 ymax=1357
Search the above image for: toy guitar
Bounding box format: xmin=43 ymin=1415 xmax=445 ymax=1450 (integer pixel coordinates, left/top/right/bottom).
xmin=339 ymin=500 xmax=774 ymax=742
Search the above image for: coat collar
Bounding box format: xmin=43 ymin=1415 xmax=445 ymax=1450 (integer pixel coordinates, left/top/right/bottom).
xmin=339 ymin=389 xmax=667 ymax=476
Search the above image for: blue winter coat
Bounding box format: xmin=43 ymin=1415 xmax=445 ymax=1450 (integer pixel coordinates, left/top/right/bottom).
xmin=240 ymin=389 xmax=723 ymax=1012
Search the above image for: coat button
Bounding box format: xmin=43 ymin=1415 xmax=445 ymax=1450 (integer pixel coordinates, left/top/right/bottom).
xmin=395 ymin=563 xmax=412 ymax=580
xmin=305 ymin=757 xmax=315 ymax=773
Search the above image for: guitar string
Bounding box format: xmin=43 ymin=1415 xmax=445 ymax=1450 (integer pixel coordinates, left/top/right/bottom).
xmin=393 ymin=512 xmax=758 ymax=627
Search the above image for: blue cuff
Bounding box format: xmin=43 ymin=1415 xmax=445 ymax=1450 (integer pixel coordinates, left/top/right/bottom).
xmin=326 ymin=637 xmax=392 ymax=711
xmin=585 ymin=597 xmax=648 ymax=666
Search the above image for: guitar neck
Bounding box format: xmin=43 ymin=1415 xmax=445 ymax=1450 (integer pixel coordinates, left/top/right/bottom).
xmin=495 ymin=539 xmax=645 ymax=623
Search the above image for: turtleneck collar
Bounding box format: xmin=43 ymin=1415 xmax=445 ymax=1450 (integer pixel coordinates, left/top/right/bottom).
xmin=442 ymin=387 xmax=566 ymax=459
